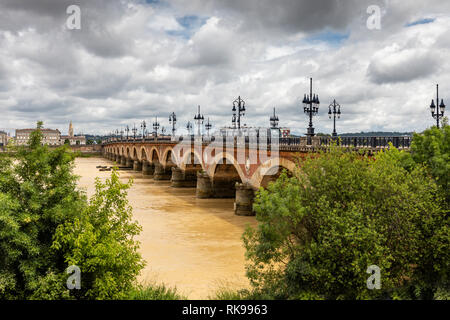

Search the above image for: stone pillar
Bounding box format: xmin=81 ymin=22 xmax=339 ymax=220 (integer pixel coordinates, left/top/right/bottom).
xmin=142 ymin=160 xmax=154 ymax=177
xmin=171 ymin=167 xmax=197 ymax=187
xmin=115 ymin=154 xmax=120 ymax=163
xmin=153 ymin=162 xmax=171 ymax=180
xmin=133 ymin=160 xmax=142 ymax=171
xmin=196 ymin=171 xmax=213 ymax=198
xmin=234 ymin=183 xmax=255 ymax=216
xmin=121 ymin=156 xmax=127 ymax=166
xmin=125 ymin=157 xmax=133 ymax=167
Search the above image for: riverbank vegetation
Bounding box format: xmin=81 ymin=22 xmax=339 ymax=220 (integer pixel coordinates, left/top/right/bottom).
xmin=0 ymin=122 xmax=150 ymax=300
xmin=240 ymin=123 xmax=449 ymax=300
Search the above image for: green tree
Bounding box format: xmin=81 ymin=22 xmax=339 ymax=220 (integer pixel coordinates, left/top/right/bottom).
xmin=51 ymin=170 xmax=145 ymax=299
xmin=410 ymin=121 xmax=449 ymax=203
xmin=0 ymin=121 xmax=144 ymax=299
xmin=243 ymin=146 xmax=448 ymax=299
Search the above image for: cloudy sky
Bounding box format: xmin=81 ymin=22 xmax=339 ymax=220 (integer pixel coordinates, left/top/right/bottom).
xmin=0 ymin=0 xmax=449 ymax=136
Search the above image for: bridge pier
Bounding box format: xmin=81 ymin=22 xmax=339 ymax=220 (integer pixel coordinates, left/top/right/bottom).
xmin=234 ymin=183 xmax=255 ymax=216
xmin=142 ymin=160 xmax=154 ymax=177
xmin=120 ymin=156 xmax=127 ymax=166
xmin=153 ymin=162 xmax=171 ymax=180
xmin=171 ymin=167 xmax=197 ymax=187
xmin=125 ymin=157 xmax=133 ymax=167
xmin=133 ymin=160 xmax=142 ymax=171
xmin=196 ymin=171 xmax=213 ymax=198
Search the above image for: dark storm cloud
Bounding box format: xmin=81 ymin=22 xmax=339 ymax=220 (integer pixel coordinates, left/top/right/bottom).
xmin=168 ymin=0 xmax=379 ymax=35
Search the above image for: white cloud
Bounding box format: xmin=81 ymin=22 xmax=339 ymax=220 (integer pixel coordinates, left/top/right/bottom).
xmin=0 ymin=0 xmax=449 ymax=136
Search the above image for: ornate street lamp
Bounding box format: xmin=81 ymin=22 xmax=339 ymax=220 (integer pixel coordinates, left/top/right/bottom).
xmin=328 ymin=99 xmax=341 ymax=137
xmin=302 ymin=78 xmax=320 ymax=144
xmin=270 ymin=107 xmax=279 ymax=129
xmin=430 ymin=84 xmax=446 ymax=128
xmin=132 ymin=124 xmax=137 ymax=140
xmin=232 ymin=96 xmax=246 ymax=130
xmin=153 ymin=116 xmax=160 ymax=137
xmin=194 ymin=105 xmax=204 ymax=136
xmin=205 ymin=117 xmax=212 ymax=136
xmin=125 ymin=125 xmax=130 ymax=140
xmin=120 ymin=129 xmax=124 ymax=141
xmin=186 ymin=121 xmax=193 ymax=135
xmin=169 ymin=112 xmax=177 ymax=136
xmin=140 ymin=120 xmax=146 ymax=139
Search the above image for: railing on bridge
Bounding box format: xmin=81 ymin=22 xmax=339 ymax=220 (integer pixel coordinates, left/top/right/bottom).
xmin=318 ymin=136 xmax=412 ymax=149
xmin=103 ymin=135 xmax=412 ymax=151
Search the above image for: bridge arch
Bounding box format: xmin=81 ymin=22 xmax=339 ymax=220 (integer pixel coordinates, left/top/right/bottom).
xmin=180 ymin=149 xmax=204 ymax=171
xmin=130 ymin=146 xmax=137 ymax=160
xmin=149 ymin=147 xmax=160 ymax=163
xmin=161 ymin=147 xmax=176 ymax=167
xmin=208 ymin=152 xmax=246 ymax=183
xmin=250 ymin=157 xmax=296 ymax=189
xmin=140 ymin=147 xmax=148 ymax=161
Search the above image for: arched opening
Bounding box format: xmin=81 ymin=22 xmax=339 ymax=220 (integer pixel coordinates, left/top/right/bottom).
xmin=260 ymin=166 xmax=293 ymax=189
xmin=151 ymin=149 xmax=159 ymax=163
xmin=141 ymin=148 xmax=147 ymax=160
xmin=133 ymin=148 xmax=138 ymax=160
xmin=212 ymin=158 xmax=242 ymax=198
xmin=165 ymin=149 xmax=175 ymax=166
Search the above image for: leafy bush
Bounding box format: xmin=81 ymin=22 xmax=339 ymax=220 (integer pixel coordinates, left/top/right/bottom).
xmin=127 ymin=282 xmax=185 ymax=300
xmin=243 ymin=145 xmax=448 ymax=300
xmin=0 ymin=122 xmax=145 ymax=299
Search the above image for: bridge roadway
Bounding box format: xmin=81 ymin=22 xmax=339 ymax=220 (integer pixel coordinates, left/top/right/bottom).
xmin=102 ymin=135 xmax=411 ymax=216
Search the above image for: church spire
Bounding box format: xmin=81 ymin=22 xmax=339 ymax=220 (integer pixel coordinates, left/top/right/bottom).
xmin=69 ymin=121 xmax=74 ymax=137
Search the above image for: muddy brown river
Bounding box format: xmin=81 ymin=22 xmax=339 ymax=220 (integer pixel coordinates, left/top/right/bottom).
xmin=74 ymin=157 xmax=257 ymax=299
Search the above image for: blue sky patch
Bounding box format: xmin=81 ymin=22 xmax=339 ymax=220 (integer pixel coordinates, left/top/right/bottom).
xmin=166 ymin=15 xmax=208 ymax=39
xmin=406 ymin=18 xmax=435 ymax=27
xmin=304 ymin=30 xmax=350 ymax=46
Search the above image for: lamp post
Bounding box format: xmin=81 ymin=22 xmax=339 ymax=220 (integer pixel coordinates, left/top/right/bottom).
xmin=153 ymin=117 xmax=160 ymax=137
xmin=169 ymin=112 xmax=177 ymax=136
xmin=302 ymin=78 xmax=320 ymax=144
xmin=194 ymin=105 xmax=204 ymax=136
xmin=140 ymin=120 xmax=146 ymax=139
xmin=328 ymin=99 xmax=341 ymax=137
xmin=205 ymin=117 xmax=212 ymax=136
xmin=270 ymin=107 xmax=279 ymax=129
xmin=232 ymin=96 xmax=246 ymax=130
xmin=430 ymin=84 xmax=446 ymax=129
xmin=132 ymin=124 xmax=137 ymax=140
xmin=115 ymin=129 xmax=119 ymax=141
xmin=125 ymin=125 xmax=129 ymax=140
xmin=186 ymin=121 xmax=193 ymax=135
xmin=120 ymin=129 xmax=124 ymax=141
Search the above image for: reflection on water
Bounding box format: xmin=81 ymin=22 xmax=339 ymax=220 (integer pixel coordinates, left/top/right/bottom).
xmin=74 ymin=157 xmax=257 ymax=299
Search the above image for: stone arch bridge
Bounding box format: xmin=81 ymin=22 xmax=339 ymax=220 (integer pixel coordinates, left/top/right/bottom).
xmin=102 ymin=135 xmax=411 ymax=215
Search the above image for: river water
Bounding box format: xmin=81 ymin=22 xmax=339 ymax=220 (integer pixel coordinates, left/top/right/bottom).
xmin=74 ymin=157 xmax=257 ymax=299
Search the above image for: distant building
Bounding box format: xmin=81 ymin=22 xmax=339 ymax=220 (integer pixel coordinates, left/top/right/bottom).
xmin=0 ymin=131 xmax=8 ymax=147
xmin=15 ymin=128 xmax=61 ymax=146
xmin=60 ymin=121 xmax=86 ymax=145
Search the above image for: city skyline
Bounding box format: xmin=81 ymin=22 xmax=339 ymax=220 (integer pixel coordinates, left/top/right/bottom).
xmin=0 ymin=0 xmax=449 ymax=135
